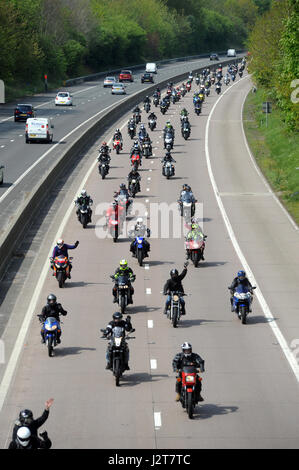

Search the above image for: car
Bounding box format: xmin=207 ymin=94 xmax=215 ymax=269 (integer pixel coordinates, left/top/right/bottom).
xmin=111 ymin=83 xmax=126 ymax=95
xmin=14 ymin=104 xmax=35 ymax=122
xmin=227 ymin=49 xmax=236 ymax=57
xmin=25 ymin=118 xmax=54 ymax=143
xmin=55 ymin=91 xmax=73 ymax=106
xmin=141 ymin=73 xmax=154 ymax=84
xmin=119 ymin=70 xmax=133 ymax=82
xmin=103 ymin=76 xmax=117 ymax=87
xmin=0 ymin=165 xmax=4 ymax=184
xmin=209 ymin=53 xmax=219 ymax=61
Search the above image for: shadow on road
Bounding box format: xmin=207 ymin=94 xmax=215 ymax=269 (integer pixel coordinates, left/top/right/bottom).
xmin=55 ymin=346 xmax=96 ymax=357
xmin=193 ymin=404 xmax=239 ymax=420
xmin=200 ymin=261 xmax=227 ymax=267
xmin=120 ymin=372 xmax=169 ymax=387
xmin=247 ymin=315 xmax=277 ymax=325
xmin=148 ymin=260 xmax=175 ymax=267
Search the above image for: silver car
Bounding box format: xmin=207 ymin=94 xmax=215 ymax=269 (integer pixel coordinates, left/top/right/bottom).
xmin=0 ymin=165 xmax=4 ymax=184
xmin=104 ymin=76 xmax=117 ymax=87
xmin=111 ymin=83 xmax=126 ymax=95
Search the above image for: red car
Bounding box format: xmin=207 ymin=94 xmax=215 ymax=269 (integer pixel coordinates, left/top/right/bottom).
xmin=119 ymin=70 xmax=134 ymax=82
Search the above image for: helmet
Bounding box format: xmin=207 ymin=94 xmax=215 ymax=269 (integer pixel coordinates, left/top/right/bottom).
xmin=17 ymin=427 xmax=31 ymax=447
xmin=119 ymin=259 xmax=128 ymax=270
xmin=170 ymin=269 xmax=178 ymax=279
xmin=237 ymin=270 xmax=246 ymax=280
xmin=116 ymin=128 xmax=120 ymax=133
xmin=47 ymin=294 xmax=57 ymax=305
xmin=19 ymin=409 xmax=33 ymax=425
xmin=191 ymin=223 xmax=198 ymax=230
xmin=102 ymin=141 xmax=107 ymax=146
xmin=181 ymin=342 xmax=192 ymax=356
xmin=136 ymin=217 xmax=143 ymax=226
xmin=56 ymin=238 xmax=64 ymax=249
xmin=112 ymin=201 xmax=117 ymax=208
xmin=81 ymin=189 xmax=87 ymax=197
xmin=113 ymin=312 xmax=123 ymax=323
xmin=140 ymin=124 xmax=145 ymax=129
xmin=120 ymin=183 xmax=126 ymax=190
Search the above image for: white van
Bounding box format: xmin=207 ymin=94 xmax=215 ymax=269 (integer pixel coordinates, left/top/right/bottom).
xmin=25 ymin=118 xmax=54 ymax=143
xmin=146 ymin=63 xmax=157 ymax=74
xmin=227 ymin=49 xmax=236 ymax=57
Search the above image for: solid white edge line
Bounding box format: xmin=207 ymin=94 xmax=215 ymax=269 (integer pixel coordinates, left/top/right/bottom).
xmin=205 ymin=76 xmax=299 ymax=383
xmin=240 ymin=92 xmax=299 ymax=233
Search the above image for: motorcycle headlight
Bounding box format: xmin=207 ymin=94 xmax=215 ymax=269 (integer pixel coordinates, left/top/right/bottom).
xmin=173 ymin=295 xmax=179 ymax=302
xmin=185 ymin=375 xmax=195 ymax=383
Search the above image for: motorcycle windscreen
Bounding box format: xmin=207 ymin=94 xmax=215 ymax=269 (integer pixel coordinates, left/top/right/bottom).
xmin=112 ymin=326 xmax=125 ymax=338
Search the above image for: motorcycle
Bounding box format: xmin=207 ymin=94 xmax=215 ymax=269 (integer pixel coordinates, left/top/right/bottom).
xmin=178 ymin=193 xmax=196 ymax=221
xmin=165 ymin=291 xmax=186 ymax=328
xmin=98 ymin=161 xmax=110 ymax=179
xmin=144 ymin=102 xmax=151 ymax=113
xmin=128 ymin=178 xmax=140 ymax=198
xmin=224 ymin=77 xmax=230 ymax=86
xmin=239 ymin=70 xmax=243 ymax=78
xmin=51 ymin=255 xmax=72 ymax=288
xmin=162 ymin=160 xmax=175 ymax=179
xmin=132 ymin=236 xmax=149 ymax=266
xmin=231 ymin=74 xmax=236 ymax=82
xmin=116 ymin=193 xmax=132 ymax=216
xmin=194 ymin=101 xmax=202 ymax=116
xmin=215 ymin=84 xmax=221 ymax=94
xmin=148 ymin=118 xmax=157 ymax=131
xmin=181 ymin=123 xmax=191 ymax=140
xmin=101 ymin=326 xmax=135 ymax=386
xmin=164 ymin=132 xmax=174 ymax=151
xmin=185 ymin=235 xmax=207 ymax=267
xmin=134 ymin=111 xmax=141 ymax=124
xmin=39 ymin=316 xmax=61 ymax=357
xmin=142 ymin=141 xmax=152 ymax=159
xmin=77 ymin=202 xmax=91 ymax=229
xmin=128 ymin=123 xmax=136 ymax=139
xmin=195 ymin=77 xmax=200 ymax=86
xmin=186 ymin=83 xmax=191 ymax=92
xmin=153 ymin=96 xmax=159 ymax=107
xmin=113 ymin=138 xmax=123 ymax=154
xmin=107 ymin=214 xmax=121 ymax=242
xmin=229 ymin=285 xmax=256 ymax=324
xmin=178 ymin=365 xmax=202 ymax=419
xmin=131 ymin=152 xmax=142 ymax=171
xmin=111 ymin=274 xmax=136 ymax=314
xmin=160 ymin=103 xmax=167 ymax=115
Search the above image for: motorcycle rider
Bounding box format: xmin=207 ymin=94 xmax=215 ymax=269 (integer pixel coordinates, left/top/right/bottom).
xmin=98 ymin=141 xmax=111 ymax=156
xmin=105 ymin=201 xmax=125 ymax=227
xmin=138 ymin=124 xmax=148 ymax=142
xmin=74 ymin=189 xmax=93 ymax=223
xmin=9 ymin=427 xmax=52 ymax=449
xmin=38 ymin=294 xmax=67 ymax=344
xmin=163 ymin=121 xmax=175 ymax=138
xmin=163 ymin=263 xmax=188 ymax=315
xmin=102 ymin=312 xmax=134 ymax=370
xmin=185 ymin=223 xmax=206 ymax=260
xmin=143 ymin=95 xmax=151 ymax=105
xmin=127 ymin=117 xmax=136 ymax=136
xmin=172 ymin=342 xmax=205 ymax=402
xmin=229 ymin=270 xmax=254 ymax=312
xmin=113 ymin=128 xmax=123 ymax=147
xmin=148 ymin=111 xmax=157 ymax=122
xmin=50 ymin=239 xmax=79 ymax=278
xmin=142 ymin=133 xmax=152 ymax=154
xmin=180 ymin=108 xmax=189 ymax=119
xmin=127 ymin=168 xmax=141 ymax=194
xmin=161 ymin=151 xmax=176 ymax=176
xmin=111 ymin=260 xmax=135 ymax=304
xmin=12 ymin=399 xmax=54 ymax=441
xmin=179 ymin=184 xmax=196 ymax=205
xmin=129 ymin=217 xmax=150 ymax=257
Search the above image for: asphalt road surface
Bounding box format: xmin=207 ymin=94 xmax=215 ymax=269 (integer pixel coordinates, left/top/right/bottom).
xmin=1 ymin=65 xmax=299 ymax=449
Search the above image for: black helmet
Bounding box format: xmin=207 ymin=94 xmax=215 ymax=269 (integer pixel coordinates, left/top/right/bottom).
xmin=47 ymin=294 xmax=57 ymax=305
xmin=113 ymin=312 xmax=123 ymax=323
xmin=19 ymin=409 xmax=33 ymax=425
xmin=120 ymin=183 xmax=126 ymax=190
xmin=170 ymin=269 xmax=178 ymax=279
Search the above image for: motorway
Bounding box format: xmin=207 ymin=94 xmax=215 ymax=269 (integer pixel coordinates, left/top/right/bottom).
xmin=1 ymin=64 xmax=299 ymax=449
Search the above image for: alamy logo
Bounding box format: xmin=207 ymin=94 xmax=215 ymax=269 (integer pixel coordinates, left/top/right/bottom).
xmin=290 ymin=79 xmax=299 ymax=104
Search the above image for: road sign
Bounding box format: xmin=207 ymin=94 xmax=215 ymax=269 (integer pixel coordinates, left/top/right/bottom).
xmin=262 ymin=102 xmax=272 ymax=113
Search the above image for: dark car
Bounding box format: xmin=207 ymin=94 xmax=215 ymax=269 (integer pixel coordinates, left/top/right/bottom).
xmin=141 ymin=73 xmax=154 ymax=84
xmin=210 ymin=53 xmax=219 ymax=61
xmin=14 ymin=104 xmax=35 ymax=122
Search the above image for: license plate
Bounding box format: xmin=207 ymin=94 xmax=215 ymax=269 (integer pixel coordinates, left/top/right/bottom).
xmin=20 ymin=114 xmax=27 ymax=116
xmin=29 ymin=134 xmax=36 ymax=137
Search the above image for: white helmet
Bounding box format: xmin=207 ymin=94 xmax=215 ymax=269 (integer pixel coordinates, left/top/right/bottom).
xmin=136 ymin=217 xmax=143 ymax=226
xmin=181 ymin=342 xmax=192 ymax=356
xmin=81 ymin=189 xmax=87 ymax=197
xmin=56 ymin=238 xmax=64 ymax=248
xmin=17 ymin=427 xmax=31 ymax=447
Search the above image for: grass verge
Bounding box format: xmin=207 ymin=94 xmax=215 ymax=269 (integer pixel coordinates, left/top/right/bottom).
xmin=243 ymin=87 xmax=299 ymax=225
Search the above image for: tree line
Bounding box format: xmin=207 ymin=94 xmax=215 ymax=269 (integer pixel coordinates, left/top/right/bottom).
xmin=247 ymin=0 xmax=299 ymax=131
xmin=0 ymin=0 xmax=267 ymax=93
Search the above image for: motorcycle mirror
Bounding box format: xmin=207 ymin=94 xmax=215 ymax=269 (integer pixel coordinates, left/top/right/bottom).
xmin=252 ymin=286 xmax=257 ymax=289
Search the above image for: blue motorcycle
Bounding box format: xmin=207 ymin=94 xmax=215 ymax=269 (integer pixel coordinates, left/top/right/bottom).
xmin=42 ymin=316 xmax=61 ymax=357
xmin=134 ymin=236 xmax=147 ymax=266
xmin=230 ymin=285 xmax=256 ymax=324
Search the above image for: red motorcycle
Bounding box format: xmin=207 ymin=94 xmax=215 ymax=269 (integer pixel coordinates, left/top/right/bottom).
xmin=131 ymin=152 xmax=142 ymax=171
xmin=186 ymin=82 xmax=191 ymax=92
xmin=113 ymin=139 xmax=123 ymax=154
xmin=51 ymin=255 xmax=72 ymax=288
xmin=179 ymin=365 xmax=202 ymax=419
xmin=166 ymin=88 xmax=172 ymax=96
xmin=185 ymin=236 xmax=206 ymax=267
